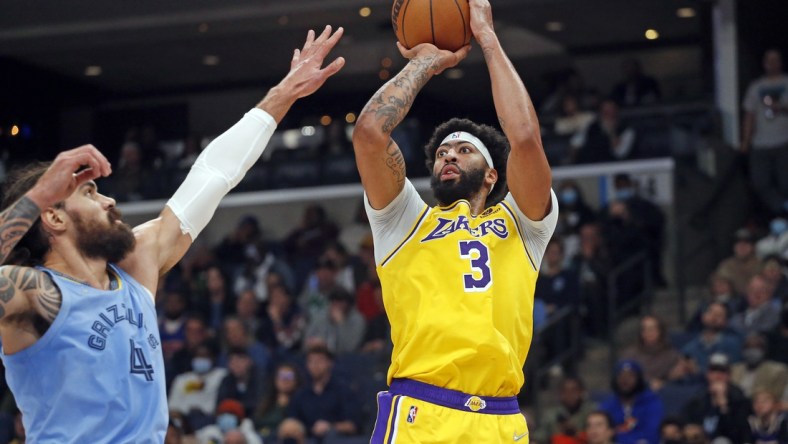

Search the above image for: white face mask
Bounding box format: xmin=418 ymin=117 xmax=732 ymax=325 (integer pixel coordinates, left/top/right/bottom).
xmin=191 ymin=357 xmax=212 ymax=374
xmin=217 ymin=413 xmax=239 ymax=433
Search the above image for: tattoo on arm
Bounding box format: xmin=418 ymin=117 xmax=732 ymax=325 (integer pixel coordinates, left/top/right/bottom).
xmin=32 ymin=273 xmax=60 ymax=323
xmin=0 ymin=267 xmax=60 ymax=323
xmin=0 ymin=197 xmax=41 ymax=264
xmin=384 ymin=140 xmax=406 ymax=187
xmin=360 ymin=54 xmax=438 ymax=136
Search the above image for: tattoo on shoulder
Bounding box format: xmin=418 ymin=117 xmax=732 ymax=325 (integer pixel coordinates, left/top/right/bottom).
xmin=0 ymin=196 xmax=41 ymax=262
xmin=384 ymin=140 xmax=406 ymax=187
xmin=33 ymin=272 xmax=60 ymax=323
xmin=0 ymin=266 xmax=61 ymax=323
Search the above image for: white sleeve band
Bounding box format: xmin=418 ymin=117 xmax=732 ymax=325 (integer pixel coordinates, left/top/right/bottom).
xmin=166 ymin=108 xmax=276 ymax=240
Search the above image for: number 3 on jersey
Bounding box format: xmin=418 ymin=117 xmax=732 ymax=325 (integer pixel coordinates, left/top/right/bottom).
xmin=459 ymin=240 xmax=492 ymax=292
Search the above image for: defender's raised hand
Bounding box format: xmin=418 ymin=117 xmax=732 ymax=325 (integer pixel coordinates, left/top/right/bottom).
xmin=28 ymin=145 xmax=112 ymax=209
xmin=283 ymin=26 xmax=346 ymax=99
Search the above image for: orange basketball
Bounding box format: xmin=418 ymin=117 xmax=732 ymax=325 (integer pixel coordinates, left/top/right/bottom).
xmin=392 ymin=0 xmax=471 ymax=52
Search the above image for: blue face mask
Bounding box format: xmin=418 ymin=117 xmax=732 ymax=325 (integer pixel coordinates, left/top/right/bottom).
xmin=192 ymin=357 xmax=212 ymax=374
xmin=615 ymin=188 xmax=635 ymax=200
xmin=216 ymin=413 xmax=239 ymax=433
xmin=560 ymin=189 xmax=578 ymax=205
xmin=771 ymin=218 xmax=788 ymax=236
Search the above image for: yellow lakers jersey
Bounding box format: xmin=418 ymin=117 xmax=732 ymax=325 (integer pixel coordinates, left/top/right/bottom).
xmin=378 ymin=198 xmax=540 ymax=397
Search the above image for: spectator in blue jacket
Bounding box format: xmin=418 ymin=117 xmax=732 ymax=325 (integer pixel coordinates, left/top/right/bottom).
xmin=600 ymin=359 xmax=664 ymax=444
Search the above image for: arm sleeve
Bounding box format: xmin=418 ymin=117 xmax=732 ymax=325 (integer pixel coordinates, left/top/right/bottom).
xmin=503 ymin=189 xmax=559 ymax=268
xmin=166 ymin=108 xmax=276 ymax=240
xmin=364 ymin=180 xmax=428 ymax=265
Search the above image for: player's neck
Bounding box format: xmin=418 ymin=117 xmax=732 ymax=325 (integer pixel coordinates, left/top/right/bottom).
xmin=44 ymin=249 xmax=112 ymax=290
xmin=468 ymin=195 xmax=487 ymax=216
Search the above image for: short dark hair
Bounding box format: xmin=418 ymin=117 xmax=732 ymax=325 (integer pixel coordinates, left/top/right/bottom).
xmin=0 ymin=162 xmax=56 ymax=266
xmin=306 ymin=343 xmax=334 ymax=361
xmin=424 ymin=118 xmax=510 ymax=207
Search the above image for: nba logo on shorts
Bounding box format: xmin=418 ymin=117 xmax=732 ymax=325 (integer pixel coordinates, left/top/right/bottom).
xmin=407 ymin=405 xmax=418 ymax=423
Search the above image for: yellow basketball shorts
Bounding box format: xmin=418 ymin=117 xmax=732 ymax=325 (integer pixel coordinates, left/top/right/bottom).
xmin=370 ymin=379 xmax=529 ymax=444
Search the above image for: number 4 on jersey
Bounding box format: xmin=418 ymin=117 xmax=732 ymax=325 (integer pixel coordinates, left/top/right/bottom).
xmin=130 ymin=339 xmax=154 ymax=381
xmin=459 ymin=240 xmax=492 ymax=292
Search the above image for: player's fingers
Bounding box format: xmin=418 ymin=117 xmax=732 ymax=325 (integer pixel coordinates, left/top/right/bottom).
xmin=291 ymin=49 xmax=301 ymax=69
xmin=323 ymin=26 xmax=344 ymax=51
xmin=302 ymin=29 xmax=316 ymax=53
xmin=79 ymin=146 xmax=111 ymax=177
xmin=396 ymin=42 xmax=414 ymax=59
xmin=314 ymin=25 xmax=332 ymax=45
xmin=454 ymin=45 xmax=472 ymax=62
xmin=84 ymin=144 xmax=112 ymax=176
xmin=320 ymin=57 xmax=345 ymax=78
xmin=72 ymin=168 xmax=100 ymax=187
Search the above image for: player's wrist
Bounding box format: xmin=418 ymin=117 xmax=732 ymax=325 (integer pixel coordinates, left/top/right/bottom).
xmin=26 ymin=186 xmax=55 ymax=210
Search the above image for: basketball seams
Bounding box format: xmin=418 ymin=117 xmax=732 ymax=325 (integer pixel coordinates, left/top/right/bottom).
xmin=429 ymin=0 xmax=436 ymax=47
xmin=395 ymin=0 xmax=469 ymax=51
xmin=451 ymin=0 xmax=468 ymax=46
xmin=401 ymin=0 xmax=413 ymax=49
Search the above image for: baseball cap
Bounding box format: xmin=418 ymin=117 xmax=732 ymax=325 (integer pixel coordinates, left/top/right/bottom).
xmin=614 ymin=359 xmax=643 ymax=375
xmin=216 ymin=399 xmax=245 ymax=418
xmin=708 ymin=353 xmax=730 ymax=371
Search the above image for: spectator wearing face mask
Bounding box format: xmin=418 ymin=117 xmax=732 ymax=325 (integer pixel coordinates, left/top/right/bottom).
xmin=556 ymin=181 xmax=597 ymax=264
xmin=169 ymin=340 xmax=228 ymax=430
xmin=730 ymin=334 xmax=788 ymax=399
xmin=756 ymin=217 xmax=788 ymax=260
xmin=196 ymin=399 xmax=262 ymax=444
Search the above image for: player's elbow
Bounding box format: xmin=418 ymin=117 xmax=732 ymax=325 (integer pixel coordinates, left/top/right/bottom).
xmin=352 ymin=116 xmax=387 ymax=152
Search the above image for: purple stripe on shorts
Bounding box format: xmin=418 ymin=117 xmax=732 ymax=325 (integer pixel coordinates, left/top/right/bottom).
xmin=370 ymin=392 xmax=394 ymax=444
xmin=389 ymin=379 xmax=520 ymax=415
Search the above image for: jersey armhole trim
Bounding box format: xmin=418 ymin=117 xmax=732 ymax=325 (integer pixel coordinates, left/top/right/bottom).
xmin=499 ymin=201 xmax=538 ymax=271
xmin=381 ymin=205 xmax=430 ymax=267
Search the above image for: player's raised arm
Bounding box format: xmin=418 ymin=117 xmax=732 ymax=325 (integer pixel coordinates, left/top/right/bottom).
xmin=471 ymin=0 xmax=552 ymax=220
xmin=121 ymin=26 xmax=345 ymax=290
xmin=352 ymin=42 xmax=470 ymax=209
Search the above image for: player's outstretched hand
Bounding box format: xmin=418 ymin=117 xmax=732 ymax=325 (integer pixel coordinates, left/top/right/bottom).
xmin=397 ymin=41 xmax=471 ymax=75
xmin=28 ymin=145 xmax=112 ymax=208
xmin=282 ymin=26 xmax=346 ymax=100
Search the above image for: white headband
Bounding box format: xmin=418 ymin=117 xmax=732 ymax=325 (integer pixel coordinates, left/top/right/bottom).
xmin=440 ymin=131 xmax=494 ymax=169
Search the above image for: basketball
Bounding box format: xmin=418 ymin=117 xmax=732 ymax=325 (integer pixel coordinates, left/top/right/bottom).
xmin=392 ymin=0 xmax=471 ymax=52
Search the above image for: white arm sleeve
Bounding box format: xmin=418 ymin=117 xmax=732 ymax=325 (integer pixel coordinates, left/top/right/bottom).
xmin=364 ymin=180 xmax=428 ymax=265
xmin=166 ymin=108 xmax=276 ymax=240
xmin=503 ymin=189 xmax=559 ymax=268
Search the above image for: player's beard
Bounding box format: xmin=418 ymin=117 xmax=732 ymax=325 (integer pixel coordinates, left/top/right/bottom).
xmin=71 ymin=208 xmax=136 ymax=263
xmin=430 ymin=165 xmax=487 ymax=206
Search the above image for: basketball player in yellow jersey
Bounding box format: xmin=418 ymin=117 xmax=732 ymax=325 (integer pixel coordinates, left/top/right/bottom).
xmin=353 ymin=1 xmax=556 ymax=442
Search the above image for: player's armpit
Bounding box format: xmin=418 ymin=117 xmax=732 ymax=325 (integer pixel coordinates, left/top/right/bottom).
xmin=0 ymin=265 xmax=60 ymax=324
